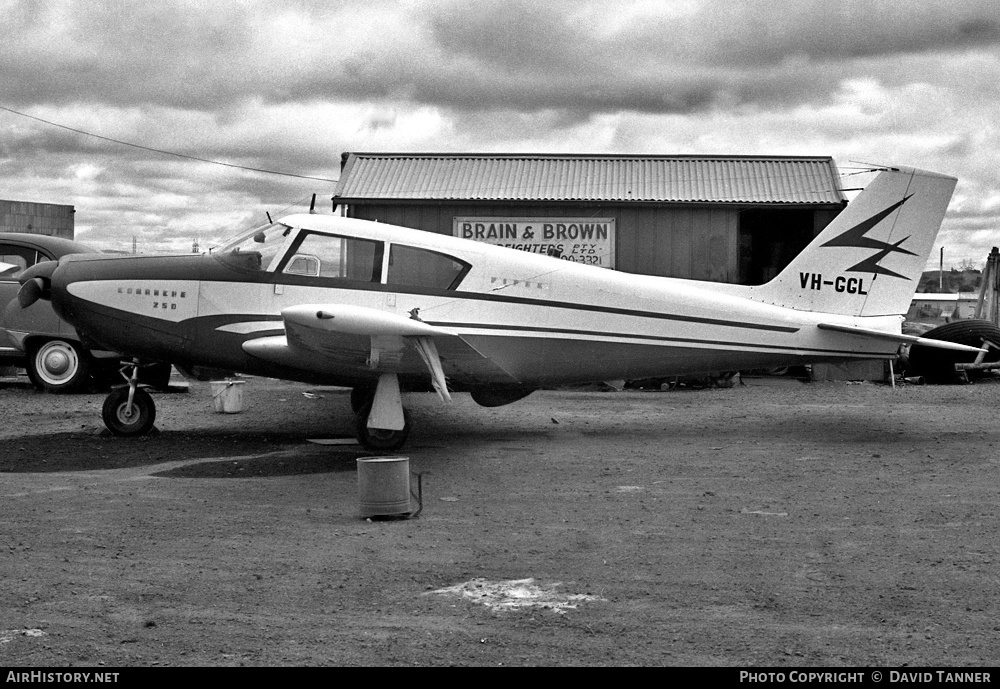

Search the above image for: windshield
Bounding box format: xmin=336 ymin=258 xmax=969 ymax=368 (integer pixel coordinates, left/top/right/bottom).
xmin=215 ymin=221 xmax=295 ymax=271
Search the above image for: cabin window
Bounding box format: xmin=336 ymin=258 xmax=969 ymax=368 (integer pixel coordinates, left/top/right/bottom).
xmin=386 ymin=245 xmax=470 ymax=290
xmin=216 ymin=222 xmax=293 ymax=271
xmin=284 ymin=254 xmax=320 ymax=276
xmin=281 ymin=232 xmax=382 ymax=282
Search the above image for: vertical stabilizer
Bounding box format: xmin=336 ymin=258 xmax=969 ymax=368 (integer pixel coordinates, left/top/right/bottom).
xmin=747 ymin=166 xmax=956 ymax=317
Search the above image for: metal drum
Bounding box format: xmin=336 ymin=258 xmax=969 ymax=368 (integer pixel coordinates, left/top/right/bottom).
xmin=210 ymin=379 xmax=245 ymax=413
xmin=356 ymin=456 xmax=412 ymax=518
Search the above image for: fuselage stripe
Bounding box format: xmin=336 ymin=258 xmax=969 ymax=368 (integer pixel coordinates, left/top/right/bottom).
xmin=428 ymin=320 xmax=886 ymax=358
xmin=449 ymin=293 xmax=800 ymax=333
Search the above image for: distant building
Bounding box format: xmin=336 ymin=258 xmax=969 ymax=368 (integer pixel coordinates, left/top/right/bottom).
xmin=0 ymin=200 xmax=75 ymax=239
xmin=908 ymin=293 xmax=980 ymax=322
xmin=333 ymin=153 xmax=847 ymax=285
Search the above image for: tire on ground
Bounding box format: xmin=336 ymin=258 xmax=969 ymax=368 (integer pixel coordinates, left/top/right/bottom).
xmin=102 ymin=386 xmax=157 ymax=436
xmin=905 ymin=319 xmax=1000 ymax=383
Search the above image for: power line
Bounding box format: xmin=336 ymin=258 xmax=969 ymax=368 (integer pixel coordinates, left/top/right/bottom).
xmin=0 ymin=104 xmax=338 ymax=183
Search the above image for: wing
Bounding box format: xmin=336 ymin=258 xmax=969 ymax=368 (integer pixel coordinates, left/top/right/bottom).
xmin=242 ymin=304 xmax=521 ymax=392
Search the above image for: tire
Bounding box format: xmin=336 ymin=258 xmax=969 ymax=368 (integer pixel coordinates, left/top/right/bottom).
xmin=906 ymin=319 xmax=1000 ymax=383
xmin=102 ymin=386 xmax=157 ymax=436
xmin=29 ymin=339 xmax=90 ymax=393
xmin=355 ymin=407 xmax=410 ymax=451
xmin=350 ymin=385 xmax=376 ymax=415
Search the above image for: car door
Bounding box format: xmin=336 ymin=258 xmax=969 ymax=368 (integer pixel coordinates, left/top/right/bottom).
xmin=1 ymin=241 xmax=64 ymax=359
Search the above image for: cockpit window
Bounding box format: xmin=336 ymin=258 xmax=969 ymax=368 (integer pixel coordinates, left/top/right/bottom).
xmin=215 ymin=221 xmax=294 ymax=271
xmin=279 ymin=232 xmax=382 ymax=282
xmin=386 ymin=244 xmax=470 ymax=290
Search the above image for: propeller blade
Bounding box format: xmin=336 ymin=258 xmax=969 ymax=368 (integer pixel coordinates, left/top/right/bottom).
xmin=15 ymin=259 xmax=59 ymax=307
xmin=17 ymin=277 xmax=45 ymax=308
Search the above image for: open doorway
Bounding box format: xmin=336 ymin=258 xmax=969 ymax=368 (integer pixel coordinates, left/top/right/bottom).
xmin=738 ymin=208 xmax=818 ymax=285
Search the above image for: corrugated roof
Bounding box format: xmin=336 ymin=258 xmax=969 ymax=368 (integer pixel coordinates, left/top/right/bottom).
xmin=334 ymin=153 xmax=846 ymax=205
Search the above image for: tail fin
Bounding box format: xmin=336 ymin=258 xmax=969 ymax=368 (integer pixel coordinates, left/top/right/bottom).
xmin=748 ymin=166 xmax=957 ymax=317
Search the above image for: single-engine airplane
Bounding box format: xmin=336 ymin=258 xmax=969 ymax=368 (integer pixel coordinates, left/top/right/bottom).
xmin=13 ymin=165 xmax=981 ymax=449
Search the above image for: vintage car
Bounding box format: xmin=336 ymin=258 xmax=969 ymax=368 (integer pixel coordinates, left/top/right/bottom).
xmin=0 ymin=233 xmax=171 ymax=392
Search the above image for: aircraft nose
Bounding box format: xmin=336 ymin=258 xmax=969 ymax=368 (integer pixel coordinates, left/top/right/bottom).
xmin=16 ymin=259 xmax=58 ymax=308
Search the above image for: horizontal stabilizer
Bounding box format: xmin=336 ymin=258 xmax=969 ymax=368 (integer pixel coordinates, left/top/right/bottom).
xmin=817 ymin=323 xmax=987 ymax=354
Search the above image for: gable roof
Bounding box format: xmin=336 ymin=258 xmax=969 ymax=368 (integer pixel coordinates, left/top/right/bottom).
xmin=334 ymin=153 xmax=846 ymax=205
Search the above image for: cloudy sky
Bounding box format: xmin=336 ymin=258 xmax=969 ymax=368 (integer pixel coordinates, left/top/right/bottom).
xmin=2 ymin=0 xmax=998 ymax=269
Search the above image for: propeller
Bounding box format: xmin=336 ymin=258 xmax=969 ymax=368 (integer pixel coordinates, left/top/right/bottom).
xmin=16 ymin=259 xmax=58 ymax=308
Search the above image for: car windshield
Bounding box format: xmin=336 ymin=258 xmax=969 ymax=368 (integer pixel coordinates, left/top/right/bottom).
xmin=215 ymin=221 xmax=294 ymax=271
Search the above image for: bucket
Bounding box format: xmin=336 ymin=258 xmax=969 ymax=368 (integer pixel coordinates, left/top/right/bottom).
xmin=210 ymin=379 xmax=245 ymax=413
xmin=357 ymin=456 xmax=419 ymax=518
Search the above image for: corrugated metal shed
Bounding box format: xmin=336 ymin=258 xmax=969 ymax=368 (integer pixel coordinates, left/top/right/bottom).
xmin=334 ymin=153 xmax=845 ymax=205
xmin=0 ymin=199 xmax=75 ymax=239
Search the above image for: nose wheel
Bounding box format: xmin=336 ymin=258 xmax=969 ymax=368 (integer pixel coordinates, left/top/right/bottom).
xmin=101 ymin=359 xmax=157 ymax=436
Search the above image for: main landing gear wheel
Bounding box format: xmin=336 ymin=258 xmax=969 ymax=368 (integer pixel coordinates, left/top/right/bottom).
xmin=354 ymin=408 xmax=411 ymax=451
xmin=351 ymin=382 xmax=409 ymax=451
xmin=29 ymin=339 xmax=90 ymax=393
xmin=102 ymin=386 xmax=157 ymax=437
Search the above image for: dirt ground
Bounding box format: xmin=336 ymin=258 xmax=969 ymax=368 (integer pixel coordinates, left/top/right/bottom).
xmin=1 ymin=371 xmax=998 ymax=667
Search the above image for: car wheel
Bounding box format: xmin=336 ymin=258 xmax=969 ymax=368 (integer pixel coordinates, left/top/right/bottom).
xmin=29 ymin=339 xmax=90 ymax=393
xmin=102 ymin=387 xmax=157 ymax=436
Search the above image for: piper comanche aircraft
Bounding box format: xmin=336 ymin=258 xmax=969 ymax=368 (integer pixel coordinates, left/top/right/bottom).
xmin=14 ymin=165 xmax=979 ymax=450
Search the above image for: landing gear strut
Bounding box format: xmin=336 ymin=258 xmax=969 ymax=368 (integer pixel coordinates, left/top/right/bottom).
xmin=352 ymin=374 xmax=409 ymax=451
xmin=101 ymin=359 xmax=157 ymax=436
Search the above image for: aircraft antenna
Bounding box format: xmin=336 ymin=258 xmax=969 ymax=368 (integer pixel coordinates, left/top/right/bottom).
xmin=266 ymin=212 xmax=273 ymax=224
xmin=309 ymin=194 xmax=317 ymax=214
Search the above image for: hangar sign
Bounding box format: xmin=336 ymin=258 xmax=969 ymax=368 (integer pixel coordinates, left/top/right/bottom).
xmin=453 ymin=217 xmax=616 ymax=268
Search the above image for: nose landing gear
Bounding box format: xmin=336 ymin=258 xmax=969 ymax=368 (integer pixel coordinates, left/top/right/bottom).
xmin=101 ymin=359 xmax=157 ymax=436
